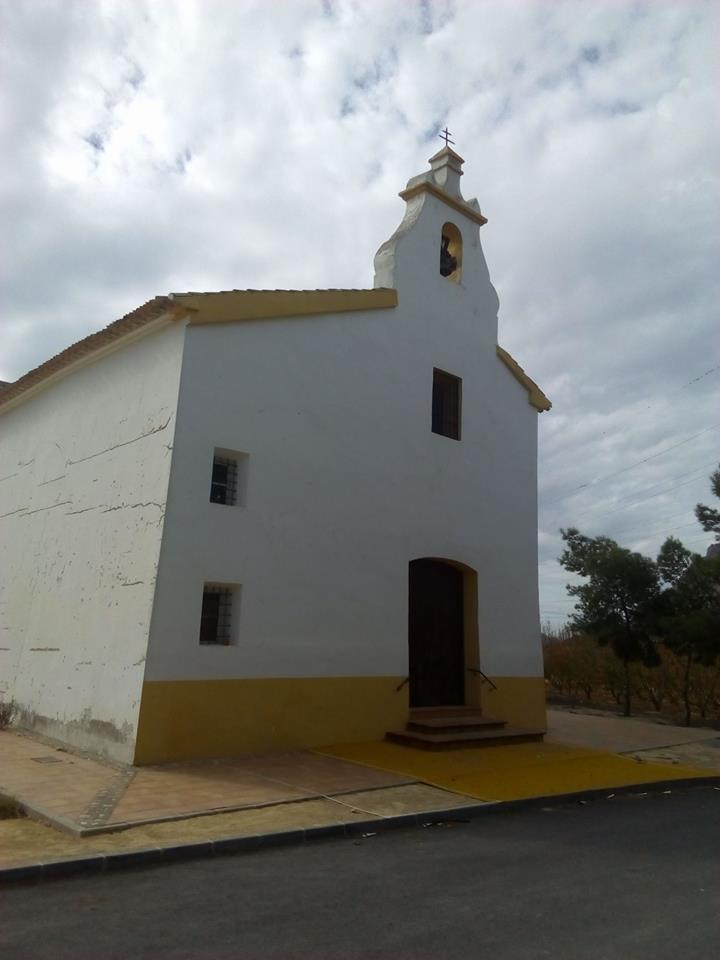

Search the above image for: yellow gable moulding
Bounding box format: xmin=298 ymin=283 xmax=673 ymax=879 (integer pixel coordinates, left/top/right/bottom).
xmin=0 ymin=290 xmax=550 ymax=415
xmin=496 ymin=346 xmax=551 ymax=412
xmin=399 ymin=180 xmax=488 ymax=227
xmin=174 ymin=288 xmax=399 ymax=324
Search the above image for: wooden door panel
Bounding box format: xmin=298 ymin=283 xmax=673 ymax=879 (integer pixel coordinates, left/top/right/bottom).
xmin=408 ymin=560 xmax=464 ymax=707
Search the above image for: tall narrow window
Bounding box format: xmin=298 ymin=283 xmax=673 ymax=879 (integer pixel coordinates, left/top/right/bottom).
xmin=210 ymin=456 xmax=237 ymax=505
xmin=432 ymin=369 xmax=462 ymax=440
xmin=199 ymin=584 xmax=235 ymax=645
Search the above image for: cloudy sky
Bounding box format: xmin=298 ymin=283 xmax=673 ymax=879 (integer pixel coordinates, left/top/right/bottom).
xmin=2 ymin=0 xmax=718 ymax=626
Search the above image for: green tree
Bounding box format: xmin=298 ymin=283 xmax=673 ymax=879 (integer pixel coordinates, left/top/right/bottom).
xmin=695 ymin=463 xmax=720 ymax=541
xmin=652 ymin=537 xmax=720 ymax=725
xmin=559 ymin=528 xmax=660 ymax=716
xmin=657 ymin=536 xmax=693 ymax=584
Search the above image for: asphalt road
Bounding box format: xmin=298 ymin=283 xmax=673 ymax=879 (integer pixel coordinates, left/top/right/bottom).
xmin=2 ymin=787 xmax=718 ymax=959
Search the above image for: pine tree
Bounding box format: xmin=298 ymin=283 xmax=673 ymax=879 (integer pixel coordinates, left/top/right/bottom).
xmin=653 ymin=537 xmax=720 ymax=725
xmin=559 ymin=529 xmax=660 ymax=716
xmin=695 ymin=464 xmax=720 ymax=541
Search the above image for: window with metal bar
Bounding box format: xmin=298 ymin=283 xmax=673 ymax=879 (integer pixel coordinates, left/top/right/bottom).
xmin=210 ymin=456 xmax=238 ymax=505
xmin=432 ymin=369 xmax=462 ymax=440
xmin=199 ymin=585 xmax=234 ymax=645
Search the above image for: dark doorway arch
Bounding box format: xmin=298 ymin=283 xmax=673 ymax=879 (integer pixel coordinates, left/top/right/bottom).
xmin=408 ymin=559 xmax=466 ymax=707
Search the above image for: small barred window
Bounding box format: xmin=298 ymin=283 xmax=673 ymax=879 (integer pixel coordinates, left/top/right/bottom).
xmin=210 ymin=456 xmax=238 ymax=505
xmin=199 ymin=585 xmax=235 ymax=645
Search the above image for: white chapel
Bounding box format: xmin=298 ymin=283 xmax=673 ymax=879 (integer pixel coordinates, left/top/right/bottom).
xmin=0 ymin=145 xmax=550 ymax=763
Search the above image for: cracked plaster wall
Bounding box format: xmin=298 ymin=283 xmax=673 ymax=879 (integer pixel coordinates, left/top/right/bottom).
xmin=0 ymin=322 xmax=186 ymax=761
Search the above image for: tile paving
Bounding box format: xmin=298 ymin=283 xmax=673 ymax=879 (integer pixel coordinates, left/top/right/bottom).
xmin=1 ymin=713 xmax=718 ymax=877
xmin=2 ymin=710 xmax=717 ymax=875
xmin=0 ymin=783 xmax=479 ymax=870
xmin=0 ymin=731 xmax=413 ymax=834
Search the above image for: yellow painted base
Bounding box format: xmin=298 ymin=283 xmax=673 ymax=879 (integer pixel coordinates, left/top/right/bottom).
xmin=134 ymin=674 xmax=547 ymax=764
xmin=479 ymin=676 xmax=547 ymax=730
xmin=134 ymin=677 xmax=409 ymax=765
xmin=319 ymin=740 xmax=710 ymax=802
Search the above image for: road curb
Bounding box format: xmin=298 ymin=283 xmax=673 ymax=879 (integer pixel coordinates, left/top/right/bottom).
xmin=2 ymin=775 xmax=718 ymax=884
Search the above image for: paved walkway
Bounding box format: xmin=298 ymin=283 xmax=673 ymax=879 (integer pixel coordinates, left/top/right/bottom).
xmin=546 ymin=708 xmax=720 ymax=756
xmin=319 ymin=737 xmax=710 ymax=801
xmin=0 ymin=783 xmax=478 ymax=871
xmin=0 ymin=731 xmax=413 ymax=833
xmin=2 ymin=711 xmax=718 ymax=877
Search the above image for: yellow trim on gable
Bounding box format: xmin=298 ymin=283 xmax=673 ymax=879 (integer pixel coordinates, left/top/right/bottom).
xmin=134 ymin=676 xmax=409 ymax=764
xmin=496 ymin=346 xmax=552 ymax=412
xmin=398 ymin=181 xmax=488 ymax=226
xmin=174 ymin=288 xmax=398 ymax=326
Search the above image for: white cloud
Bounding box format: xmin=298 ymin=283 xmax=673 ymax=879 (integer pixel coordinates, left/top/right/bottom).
xmin=1 ymin=0 xmax=718 ymax=625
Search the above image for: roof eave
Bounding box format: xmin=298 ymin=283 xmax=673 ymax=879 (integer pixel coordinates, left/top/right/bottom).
xmin=172 ymin=288 xmax=398 ymax=325
xmin=398 ymin=181 xmax=487 ymax=226
xmin=496 ymin=345 xmax=552 ymax=413
xmin=0 ymin=298 xmax=189 ymax=416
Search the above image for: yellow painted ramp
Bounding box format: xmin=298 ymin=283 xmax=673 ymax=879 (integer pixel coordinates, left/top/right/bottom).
xmin=317 ymin=740 xmax=711 ymax=802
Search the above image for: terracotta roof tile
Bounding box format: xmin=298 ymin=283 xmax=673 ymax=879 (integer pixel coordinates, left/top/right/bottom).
xmin=0 ymin=296 xmax=176 ymax=413
xmin=171 ymin=288 xmax=385 ymax=296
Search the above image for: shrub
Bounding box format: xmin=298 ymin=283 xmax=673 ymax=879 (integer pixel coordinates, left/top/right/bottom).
xmin=0 ymin=700 xmax=16 ymax=730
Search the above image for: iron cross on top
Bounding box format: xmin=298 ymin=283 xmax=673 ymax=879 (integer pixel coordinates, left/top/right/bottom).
xmin=439 ymin=127 xmax=455 ymax=148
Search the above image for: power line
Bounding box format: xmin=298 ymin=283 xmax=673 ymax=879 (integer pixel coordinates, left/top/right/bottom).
xmin=605 ymin=506 xmax=696 ymax=538
xmin=636 ymin=364 xmax=720 ymax=414
xmin=587 ymin=462 xmax=715 ymax=510
xmin=542 ymin=423 xmax=720 ymax=507
xmin=621 ymin=518 xmax=701 ymax=544
xmin=548 ymin=361 xmax=720 ymax=446
xmin=545 ymin=518 xmax=706 ymax=554
xmin=682 ymin=364 xmax=720 ymax=388
xmin=541 ymin=461 xmax=717 ymax=527
xmin=676 ymin=535 xmax=716 ymax=549
xmin=583 ymin=501 xmax=712 ymax=540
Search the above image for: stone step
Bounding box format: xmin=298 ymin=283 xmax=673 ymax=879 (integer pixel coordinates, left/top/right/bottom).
xmin=409 ymin=706 xmax=486 ymax=716
xmin=407 ymin=714 xmax=506 ymax=732
xmin=385 ymin=726 xmax=545 ymax=750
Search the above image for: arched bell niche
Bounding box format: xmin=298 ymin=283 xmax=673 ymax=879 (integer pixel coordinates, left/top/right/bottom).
xmin=439 ymin=222 xmax=462 ymax=282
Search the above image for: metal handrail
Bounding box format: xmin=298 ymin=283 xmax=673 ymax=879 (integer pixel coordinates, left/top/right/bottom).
xmin=467 ymin=667 xmax=497 ymax=691
xmin=398 ymin=671 xmax=497 ymax=692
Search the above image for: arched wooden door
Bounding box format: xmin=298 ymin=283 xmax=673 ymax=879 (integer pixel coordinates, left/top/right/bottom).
xmin=408 ymin=559 xmax=465 ymax=708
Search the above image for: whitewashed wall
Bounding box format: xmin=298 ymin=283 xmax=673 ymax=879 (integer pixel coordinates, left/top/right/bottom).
xmin=0 ymin=321 xmax=185 ymax=761
xmin=146 ymin=185 xmax=542 ymax=683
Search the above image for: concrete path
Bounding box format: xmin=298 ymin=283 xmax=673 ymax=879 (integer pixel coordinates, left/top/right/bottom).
xmin=546 ymin=707 xmax=720 ymax=755
xmin=637 ymin=738 xmax=720 ymax=770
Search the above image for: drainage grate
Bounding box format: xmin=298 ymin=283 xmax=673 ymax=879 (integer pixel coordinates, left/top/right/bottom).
xmin=30 ymin=756 xmax=64 ymax=764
